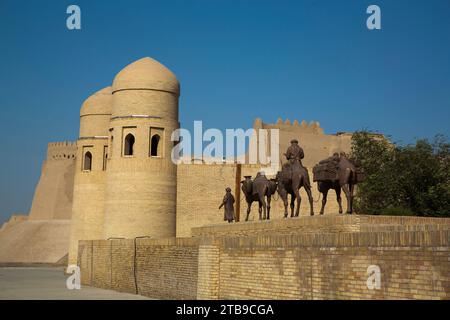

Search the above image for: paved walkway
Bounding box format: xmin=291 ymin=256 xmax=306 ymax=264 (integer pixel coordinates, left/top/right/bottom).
xmin=0 ymin=267 xmax=150 ymax=300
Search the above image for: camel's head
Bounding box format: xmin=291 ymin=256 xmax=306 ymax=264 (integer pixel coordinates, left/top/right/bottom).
xmin=240 ymin=176 xmax=253 ymax=194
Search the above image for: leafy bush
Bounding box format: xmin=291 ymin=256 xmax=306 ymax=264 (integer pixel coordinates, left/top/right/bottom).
xmin=351 ymin=132 xmax=450 ymax=217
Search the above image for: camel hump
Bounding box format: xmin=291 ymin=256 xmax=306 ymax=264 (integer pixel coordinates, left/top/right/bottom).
xmin=252 ymin=175 xmax=269 ymax=196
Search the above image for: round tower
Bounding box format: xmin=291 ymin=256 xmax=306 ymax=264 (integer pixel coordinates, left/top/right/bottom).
xmin=103 ymin=57 xmax=180 ymax=239
xmin=68 ymin=87 xmax=112 ymax=265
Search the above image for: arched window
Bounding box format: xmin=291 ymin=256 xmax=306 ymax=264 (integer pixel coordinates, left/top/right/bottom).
xmin=151 ymin=134 xmax=161 ymax=157
xmin=83 ymin=152 xmax=92 ymax=171
xmin=124 ymin=134 xmax=135 ymax=156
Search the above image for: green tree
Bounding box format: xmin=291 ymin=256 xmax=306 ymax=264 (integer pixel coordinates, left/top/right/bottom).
xmin=350 ymin=132 xmax=450 ymax=217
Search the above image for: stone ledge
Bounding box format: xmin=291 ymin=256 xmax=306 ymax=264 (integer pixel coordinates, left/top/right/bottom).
xmin=80 ymin=237 xmax=200 ymax=247
xmin=215 ymin=230 xmax=450 ymax=248
xmin=192 ymin=214 xmax=450 ymax=238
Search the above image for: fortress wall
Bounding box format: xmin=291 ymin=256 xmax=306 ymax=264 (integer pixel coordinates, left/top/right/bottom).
xmin=79 ymin=216 xmax=450 ymax=300
xmin=0 ymin=220 xmax=71 ymax=264
xmin=176 ymin=163 xmax=342 ymax=237
xmin=254 ymin=119 xmax=354 ymax=168
xmin=277 ymin=131 xmax=352 ymax=168
xmin=0 ymin=214 xmax=28 ymax=232
xmin=28 ymin=142 xmax=76 ymax=220
xmin=78 ymin=238 xmax=199 ymax=299
xmin=0 ymin=141 xmax=75 ymax=264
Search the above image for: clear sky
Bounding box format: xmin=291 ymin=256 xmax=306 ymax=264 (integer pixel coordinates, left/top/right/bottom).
xmin=0 ymin=0 xmax=449 ymax=224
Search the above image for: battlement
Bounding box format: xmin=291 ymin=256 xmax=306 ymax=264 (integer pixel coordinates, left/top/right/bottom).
xmin=47 ymin=141 xmax=77 ymax=161
xmin=254 ymin=117 xmax=325 ymax=134
xmin=48 ymin=141 xmax=77 ymax=148
xmin=177 ymin=156 xmax=265 ymax=168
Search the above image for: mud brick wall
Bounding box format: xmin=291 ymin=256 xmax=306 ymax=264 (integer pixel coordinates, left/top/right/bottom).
xmin=208 ymin=231 xmax=450 ymax=300
xmin=358 ymin=215 xmax=450 ymax=232
xmin=91 ymin=240 xmax=111 ymax=289
xmin=77 ymin=241 xmax=93 ymax=285
xmin=79 ymin=216 xmax=450 ymax=300
xmin=78 ymin=238 xmax=199 ymax=299
xmin=110 ymin=240 xmax=135 ymax=294
xmin=136 ymin=238 xmax=199 ymax=299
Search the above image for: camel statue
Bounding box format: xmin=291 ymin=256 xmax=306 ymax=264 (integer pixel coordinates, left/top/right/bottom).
xmin=275 ymin=139 xmax=314 ymax=218
xmin=317 ymin=179 xmax=343 ymax=215
xmin=276 ymin=161 xmax=314 ymax=218
xmin=337 ymin=153 xmax=361 ymax=214
xmin=241 ymin=172 xmax=277 ymax=221
xmin=313 ymin=152 xmax=364 ymax=214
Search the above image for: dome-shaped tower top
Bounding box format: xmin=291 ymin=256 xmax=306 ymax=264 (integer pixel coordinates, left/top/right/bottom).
xmin=112 ymin=57 xmax=180 ymax=96
xmin=80 ymin=86 xmax=112 ymax=117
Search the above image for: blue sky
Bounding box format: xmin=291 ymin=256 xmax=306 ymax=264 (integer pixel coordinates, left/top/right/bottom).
xmin=0 ymin=0 xmax=449 ymax=224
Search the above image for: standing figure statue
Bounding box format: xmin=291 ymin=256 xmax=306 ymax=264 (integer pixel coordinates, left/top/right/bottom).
xmin=276 ymin=139 xmax=314 ymax=218
xmin=219 ymin=187 xmax=235 ymax=223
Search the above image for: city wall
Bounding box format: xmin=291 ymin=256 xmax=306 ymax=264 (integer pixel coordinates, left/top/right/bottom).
xmin=28 ymin=141 xmax=76 ymax=220
xmin=79 ymin=215 xmax=450 ymax=300
xmin=0 ymin=142 xmax=75 ymax=265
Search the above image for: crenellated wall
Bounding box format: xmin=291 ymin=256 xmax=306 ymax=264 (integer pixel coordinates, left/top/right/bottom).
xmin=251 ymin=118 xmax=358 ymax=168
xmin=0 ymin=141 xmax=76 ymax=265
xmin=46 ymin=141 xmax=77 ymax=160
xmin=28 ymin=141 xmax=76 ymax=220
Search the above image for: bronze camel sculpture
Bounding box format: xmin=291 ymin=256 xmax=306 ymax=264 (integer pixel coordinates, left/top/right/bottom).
xmin=276 ymin=161 xmax=315 ymax=218
xmin=241 ymin=173 xmax=277 ymax=221
xmin=313 ymin=152 xmax=363 ymax=214
xmin=317 ymin=180 xmax=343 ymax=215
